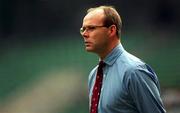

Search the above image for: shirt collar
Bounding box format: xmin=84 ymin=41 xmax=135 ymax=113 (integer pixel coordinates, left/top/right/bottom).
xmin=103 ymin=43 xmax=125 ymax=66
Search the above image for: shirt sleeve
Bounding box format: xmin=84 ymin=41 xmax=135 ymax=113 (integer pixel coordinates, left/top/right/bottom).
xmin=125 ymin=66 xmax=166 ymax=113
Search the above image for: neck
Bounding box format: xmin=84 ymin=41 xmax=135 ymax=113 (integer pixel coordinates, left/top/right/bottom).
xmin=99 ymin=39 xmax=120 ymax=60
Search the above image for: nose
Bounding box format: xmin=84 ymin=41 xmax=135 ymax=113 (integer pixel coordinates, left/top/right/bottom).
xmin=81 ymin=30 xmax=89 ymax=39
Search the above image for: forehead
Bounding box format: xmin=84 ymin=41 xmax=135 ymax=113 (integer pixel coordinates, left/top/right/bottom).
xmin=83 ymin=9 xmax=105 ymax=26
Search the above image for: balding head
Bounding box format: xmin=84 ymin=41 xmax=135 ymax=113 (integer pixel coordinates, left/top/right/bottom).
xmin=86 ymin=6 xmax=122 ymax=37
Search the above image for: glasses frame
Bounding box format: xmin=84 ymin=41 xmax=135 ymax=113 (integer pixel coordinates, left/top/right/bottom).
xmin=80 ymin=25 xmax=107 ymax=34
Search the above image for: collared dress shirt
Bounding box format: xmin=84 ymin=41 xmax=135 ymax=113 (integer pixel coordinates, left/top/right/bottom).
xmin=88 ymin=44 xmax=166 ymax=113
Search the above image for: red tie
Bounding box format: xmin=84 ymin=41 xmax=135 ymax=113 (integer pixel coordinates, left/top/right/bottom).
xmin=90 ymin=61 xmax=105 ymax=113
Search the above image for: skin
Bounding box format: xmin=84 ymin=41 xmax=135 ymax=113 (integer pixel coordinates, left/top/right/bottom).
xmin=81 ymin=8 xmax=120 ymax=60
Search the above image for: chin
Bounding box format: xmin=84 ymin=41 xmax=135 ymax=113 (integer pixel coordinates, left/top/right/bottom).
xmin=85 ymin=47 xmax=94 ymax=52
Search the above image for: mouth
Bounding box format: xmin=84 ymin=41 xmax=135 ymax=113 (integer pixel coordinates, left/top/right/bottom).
xmin=84 ymin=41 xmax=92 ymax=46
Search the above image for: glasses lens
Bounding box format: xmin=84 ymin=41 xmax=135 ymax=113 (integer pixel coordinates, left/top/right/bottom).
xmin=80 ymin=25 xmax=107 ymax=34
xmin=80 ymin=27 xmax=84 ymax=34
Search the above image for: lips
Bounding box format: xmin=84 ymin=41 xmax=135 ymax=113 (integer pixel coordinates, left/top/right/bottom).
xmin=84 ymin=41 xmax=92 ymax=46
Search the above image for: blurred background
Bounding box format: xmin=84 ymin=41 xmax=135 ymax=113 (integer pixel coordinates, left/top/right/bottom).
xmin=0 ymin=0 xmax=180 ymax=113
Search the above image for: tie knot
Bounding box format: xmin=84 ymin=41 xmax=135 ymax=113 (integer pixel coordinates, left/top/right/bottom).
xmin=98 ymin=61 xmax=106 ymax=68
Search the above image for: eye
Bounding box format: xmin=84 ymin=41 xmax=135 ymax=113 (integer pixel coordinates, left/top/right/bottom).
xmin=88 ymin=26 xmax=96 ymax=30
xmin=80 ymin=25 xmax=106 ymax=34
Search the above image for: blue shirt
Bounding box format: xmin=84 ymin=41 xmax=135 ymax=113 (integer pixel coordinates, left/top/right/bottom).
xmin=88 ymin=44 xmax=166 ymax=113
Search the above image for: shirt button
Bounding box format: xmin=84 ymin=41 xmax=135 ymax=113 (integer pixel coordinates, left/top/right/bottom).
xmin=95 ymin=104 xmax=97 ymax=106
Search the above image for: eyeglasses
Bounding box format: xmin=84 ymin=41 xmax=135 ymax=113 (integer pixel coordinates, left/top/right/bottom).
xmin=80 ymin=25 xmax=107 ymax=34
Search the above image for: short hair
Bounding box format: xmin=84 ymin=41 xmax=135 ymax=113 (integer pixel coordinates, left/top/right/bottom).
xmin=87 ymin=6 xmax=122 ymax=37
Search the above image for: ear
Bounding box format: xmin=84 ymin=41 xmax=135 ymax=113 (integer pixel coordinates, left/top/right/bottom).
xmin=108 ymin=25 xmax=117 ymax=37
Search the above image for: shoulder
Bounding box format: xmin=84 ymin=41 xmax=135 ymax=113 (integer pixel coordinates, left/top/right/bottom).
xmin=119 ymin=51 xmax=145 ymax=67
xmin=116 ymin=51 xmax=159 ymax=85
xmin=122 ymin=62 xmax=160 ymax=91
xmin=115 ymin=51 xmax=146 ymax=74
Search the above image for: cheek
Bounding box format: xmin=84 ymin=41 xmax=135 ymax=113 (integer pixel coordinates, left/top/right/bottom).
xmin=90 ymin=31 xmax=108 ymax=46
xmin=94 ymin=37 xmax=108 ymax=50
xmin=97 ymin=33 xmax=108 ymax=43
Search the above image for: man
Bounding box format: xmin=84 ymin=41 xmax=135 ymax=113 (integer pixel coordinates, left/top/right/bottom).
xmin=80 ymin=5 xmax=166 ymax=113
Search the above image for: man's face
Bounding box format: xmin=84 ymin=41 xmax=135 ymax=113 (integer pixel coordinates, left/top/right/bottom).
xmin=80 ymin=9 xmax=110 ymax=54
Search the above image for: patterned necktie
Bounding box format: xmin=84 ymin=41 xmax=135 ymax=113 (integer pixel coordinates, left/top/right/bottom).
xmin=90 ymin=61 xmax=105 ymax=113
